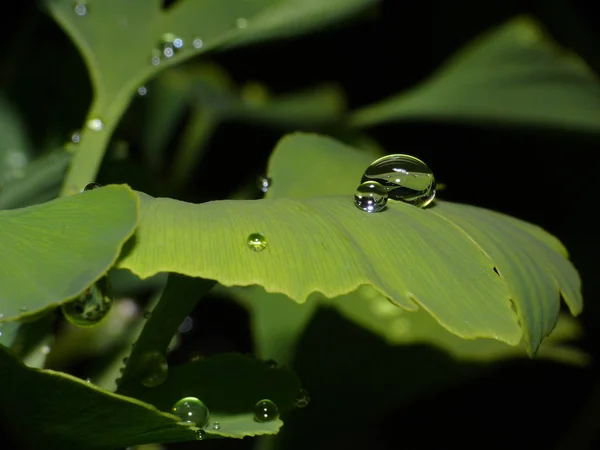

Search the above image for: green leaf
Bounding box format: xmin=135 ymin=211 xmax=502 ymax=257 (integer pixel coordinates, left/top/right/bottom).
xmin=119 ymin=353 xmax=299 ymax=437
xmin=351 ymin=16 xmax=600 ymax=133
xmin=324 ymin=286 xmax=587 ymax=365
xmin=115 ymin=133 xmax=581 ymax=352
xmin=0 ymin=185 xmax=138 ymax=322
xmin=0 ymin=149 xmax=71 ymax=210
xmin=0 ymin=345 xmax=200 ymax=449
xmin=0 ymin=93 xmax=32 ymax=185
xmin=223 ymin=285 xmax=318 ymax=366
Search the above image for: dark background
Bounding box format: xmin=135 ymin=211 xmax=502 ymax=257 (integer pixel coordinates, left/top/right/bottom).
xmin=1 ymin=0 xmax=599 ymax=449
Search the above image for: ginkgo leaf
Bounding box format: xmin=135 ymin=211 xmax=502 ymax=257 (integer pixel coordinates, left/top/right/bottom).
xmin=0 ymin=185 xmax=138 ymax=322
xmin=351 ymin=16 xmax=600 ymax=134
xmin=115 ymin=133 xmax=582 ymax=353
xmin=0 ymin=346 xmax=197 ymax=449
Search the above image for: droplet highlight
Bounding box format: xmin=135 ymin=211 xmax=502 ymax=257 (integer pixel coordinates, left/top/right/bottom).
xmin=295 ymin=388 xmax=310 ymax=408
xmin=258 ymin=175 xmax=271 ymax=193
xmin=247 ymin=233 xmax=267 ymax=252
xmin=86 ymin=118 xmax=104 ymax=131
xmin=254 ymin=399 xmax=279 ymax=423
xmin=140 ymin=351 xmax=169 ymax=387
xmin=61 ymin=277 xmax=113 ymax=327
xmin=172 ymin=397 xmax=210 ymax=428
xmin=354 ymin=181 xmax=388 ymax=213
xmin=213 ymin=422 xmax=221 ymax=430
xmin=361 ymin=154 xmax=436 ymax=208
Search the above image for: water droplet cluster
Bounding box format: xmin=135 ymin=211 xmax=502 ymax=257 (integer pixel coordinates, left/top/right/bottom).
xmin=258 ymin=175 xmax=271 ymax=193
xmin=61 ymin=276 xmax=113 ymax=327
xmin=354 ymin=154 xmax=436 ymax=212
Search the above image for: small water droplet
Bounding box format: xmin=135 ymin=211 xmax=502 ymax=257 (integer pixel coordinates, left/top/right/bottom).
xmin=264 ymin=359 xmax=277 ymax=369
xmin=85 ymin=378 xmax=92 ymax=383
xmin=19 ymin=306 xmax=28 ymax=313
xmin=86 ymin=118 xmax=104 ymax=131
xmin=258 ymin=175 xmax=271 ymax=193
xmin=71 ymin=131 xmax=81 ymax=144
xmin=61 ymin=277 xmax=113 ymax=327
xmin=172 ymin=397 xmax=210 ymax=427
xmin=354 ymin=181 xmax=388 ymax=213
xmin=295 ymin=388 xmax=310 ymax=408
xmin=137 ymin=86 xmax=147 ymax=96
xmin=196 ymin=429 xmax=206 ymax=440
xmin=74 ymin=3 xmax=87 ymax=16
xmin=156 ymin=33 xmax=184 ymax=60
xmin=151 ymin=55 xmax=161 ymax=66
xmin=193 ymin=37 xmax=203 ymax=49
xmin=236 ymin=18 xmax=248 ymax=29
xmin=140 ymin=351 xmax=169 ymax=387
xmin=254 ymin=399 xmax=279 ymax=423
xmin=213 ymin=422 xmax=221 ymax=430
xmin=361 ymin=154 xmax=436 ymax=208
xmin=247 ymin=233 xmax=267 ymax=252
xmin=82 ymin=182 xmax=102 ymax=191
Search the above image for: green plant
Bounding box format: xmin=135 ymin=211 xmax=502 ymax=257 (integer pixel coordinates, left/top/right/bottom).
xmin=0 ymin=1 xmax=592 ymax=449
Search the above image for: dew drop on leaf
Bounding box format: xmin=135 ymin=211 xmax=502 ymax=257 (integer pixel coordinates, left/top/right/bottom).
xmin=140 ymin=351 xmax=169 ymax=387
xmin=71 ymin=131 xmax=81 ymax=144
xmin=74 ymin=3 xmax=87 ymax=16
xmin=295 ymin=388 xmax=310 ymax=408
xmin=258 ymin=175 xmax=271 ymax=193
xmin=83 ymin=182 xmax=102 ymax=191
xmin=213 ymin=422 xmax=220 ymax=430
xmin=361 ymin=154 xmax=436 ymax=208
xmin=172 ymin=397 xmax=210 ymax=428
xmin=247 ymin=233 xmax=267 ymax=252
xmin=61 ymin=277 xmax=113 ymax=327
xmin=354 ymin=181 xmax=387 ymax=213
xmin=254 ymin=399 xmax=279 ymax=423
xmin=236 ymin=18 xmax=248 ymax=29
xmin=158 ymin=33 xmax=184 ymax=59
xmin=137 ymin=86 xmax=147 ymax=96
xmin=86 ymin=118 xmax=104 ymax=131
xmin=196 ymin=429 xmax=206 ymax=440
xmin=193 ymin=37 xmax=203 ymax=49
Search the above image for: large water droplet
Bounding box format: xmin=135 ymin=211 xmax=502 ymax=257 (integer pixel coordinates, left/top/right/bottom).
xmin=140 ymin=351 xmax=169 ymax=387
xmin=295 ymin=388 xmax=310 ymax=408
xmin=354 ymin=181 xmax=388 ymax=213
xmin=361 ymin=154 xmax=436 ymax=208
xmin=74 ymin=3 xmax=88 ymax=16
xmin=61 ymin=277 xmax=113 ymax=327
xmin=86 ymin=118 xmax=104 ymax=131
xmin=247 ymin=233 xmax=267 ymax=252
xmin=258 ymin=175 xmax=271 ymax=193
xmin=254 ymin=399 xmax=279 ymax=423
xmin=172 ymin=397 xmax=210 ymax=428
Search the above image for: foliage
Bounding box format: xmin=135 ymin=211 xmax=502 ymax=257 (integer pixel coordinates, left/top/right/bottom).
xmin=0 ymin=1 xmax=592 ymax=449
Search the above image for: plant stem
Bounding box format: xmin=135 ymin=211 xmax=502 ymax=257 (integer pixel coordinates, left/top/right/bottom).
xmin=59 ymin=93 xmax=131 ymax=196
xmin=116 ymin=273 xmax=215 ymax=395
